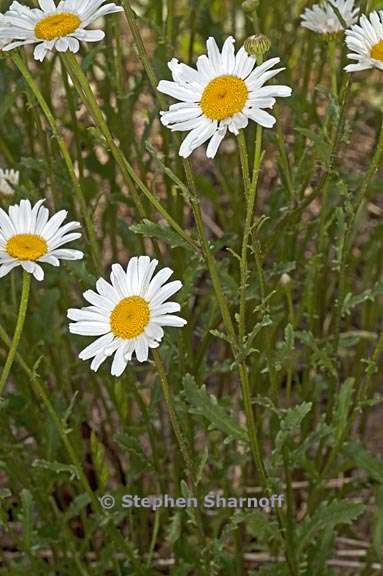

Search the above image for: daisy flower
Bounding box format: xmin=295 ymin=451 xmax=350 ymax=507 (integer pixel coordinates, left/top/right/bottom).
xmin=301 ymin=0 xmax=359 ymax=35
xmin=68 ymin=257 xmax=187 ymax=376
xmin=157 ymin=36 xmax=292 ymax=159
xmin=0 ymin=199 xmax=83 ymax=281
xmin=0 ymin=169 xmax=19 ymax=196
xmin=345 ymin=11 xmax=383 ymax=72
xmin=0 ymin=0 xmax=123 ymax=62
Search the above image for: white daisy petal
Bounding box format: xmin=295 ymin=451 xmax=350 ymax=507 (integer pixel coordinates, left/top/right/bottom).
xmin=49 ymin=248 xmax=84 ymax=260
xmin=151 ymin=315 xmax=188 ymax=327
xmin=150 ymin=280 xmax=183 ymax=306
xmin=39 ymin=0 xmax=56 ymax=11
xmin=68 ymin=257 xmax=187 ymax=375
xmin=69 ymin=321 xmax=111 ymax=336
xmin=90 ymin=352 xmax=107 ymax=372
xmin=179 ymin=119 xmax=217 ymax=158
xmin=145 ymin=267 xmax=174 ymax=299
xmin=111 ymin=345 xmax=128 ymax=377
xmin=74 ymin=29 xmax=105 ymax=42
xmin=234 ymin=45 xmax=256 ymax=79
xmin=135 ymin=336 xmax=149 ymax=363
xmin=246 ymin=108 xmax=276 ymax=128
xmin=206 ymin=36 xmax=223 ymax=73
xmin=31 ymin=262 xmax=44 ymax=281
xmin=206 ymin=126 xmax=227 ymax=158
xmin=221 ymin=36 xmax=236 ymax=74
xmin=0 ymin=261 xmax=20 ymax=278
xmin=158 ymin=37 xmax=291 ymax=157
xmin=157 ymin=80 xmax=202 ymax=102
xmin=144 ymin=323 xmax=165 ymax=340
xmin=79 ymin=333 xmax=115 ymax=361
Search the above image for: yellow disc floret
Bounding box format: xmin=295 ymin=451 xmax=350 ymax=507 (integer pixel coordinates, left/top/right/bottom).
xmin=34 ymin=12 xmax=81 ymax=41
xmin=110 ymin=296 xmax=150 ymax=339
xmin=6 ymin=234 xmax=48 ymax=261
xmin=371 ymin=40 xmax=383 ymax=62
xmin=200 ymin=75 xmax=248 ymax=121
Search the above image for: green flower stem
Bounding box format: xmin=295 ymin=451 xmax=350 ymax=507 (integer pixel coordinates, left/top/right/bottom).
xmin=239 ymin=124 xmax=263 ymax=343
xmin=11 ymin=53 xmax=102 ymax=273
xmin=183 ymin=158 xmax=267 ymax=486
xmin=275 ymin=105 xmax=295 ymax=203
xmin=152 ymin=348 xmax=196 ymax=484
xmin=61 ymin=61 xmax=84 ymax=181
xmin=0 ymin=322 xmax=140 ymax=569
xmin=0 ymin=270 xmax=31 ymax=396
xmin=61 ymin=53 xmax=198 ymax=253
xmin=332 ymin=116 xmax=383 ymax=355
xmin=121 ymin=0 xmax=166 ymax=107
xmin=152 ymin=349 xmax=207 ymax=555
xmin=238 ymin=130 xmax=250 ymax=197
xmin=328 ymin=38 xmax=338 ymax=98
xmin=183 ymin=159 xmax=237 ymax=345
xmin=355 ymin=113 xmax=383 ymax=209
xmin=166 ymin=0 xmax=175 ymax=47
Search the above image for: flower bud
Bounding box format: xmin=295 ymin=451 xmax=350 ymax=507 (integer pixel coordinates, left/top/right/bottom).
xmin=280 ymin=273 xmax=292 ymax=288
xmin=242 ymin=0 xmax=259 ymax=13
xmin=244 ymin=34 xmax=271 ymax=58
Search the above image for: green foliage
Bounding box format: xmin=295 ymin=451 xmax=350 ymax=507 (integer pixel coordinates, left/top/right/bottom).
xmin=130 ymin=219 xmax=195 ymax=250
xmin=0 ymin=0 xmax=381 ymax=573
xmin=183 ymin=373 xmax=248 ymax=443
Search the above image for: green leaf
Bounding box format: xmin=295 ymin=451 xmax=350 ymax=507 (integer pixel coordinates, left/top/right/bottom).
xmin=299 ymin=500 xmax=364 ymax=549
xmin=183 ymin=374 xmax=248 ymax=443
xmin=342 ymin=280 xmax=383 ymax=316
xmin=247 ymin=510 xmax=282 ymax=543
xmin=130 ymin=219 xmax=194 ymax=250
xmin=166 ymin=512 xmax=182 ymax=546
xmin=63 ymin=494 xmax=91 ymax=522
xmin=275 ymin=402 xmax=312 ymax=451
xmin=295 ymin=127 xmax=331 ymax=165
xmin=32 ymin=459 xmax=79 ymax=480
xmin=114 ymin=433 xmax=154 ymax=472
xmin=196 ymin=446 xmax=209 ymax=486
xmin=90 ymin=431 xmax=109 ymax=491
xmin=20 ymin=489 xmax=33 ymax=550
xmin=344 ymin=441 xmax=383 ymax=483
xmin=333 ymin=378 xmax=354 ymax=443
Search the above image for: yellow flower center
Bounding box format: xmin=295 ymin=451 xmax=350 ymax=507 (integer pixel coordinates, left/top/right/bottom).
xmin=200 ymin=75 xmax=248 ymax=121
xmin=6 ymin=234 xmax=48 ymax=261
xmin=371 ymin=40 xmax=383 ymax=62
xmin=34 ymin=12 xmax=81 ymax=41
xmin=110 ymin=296 xmax=150 ymax=339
